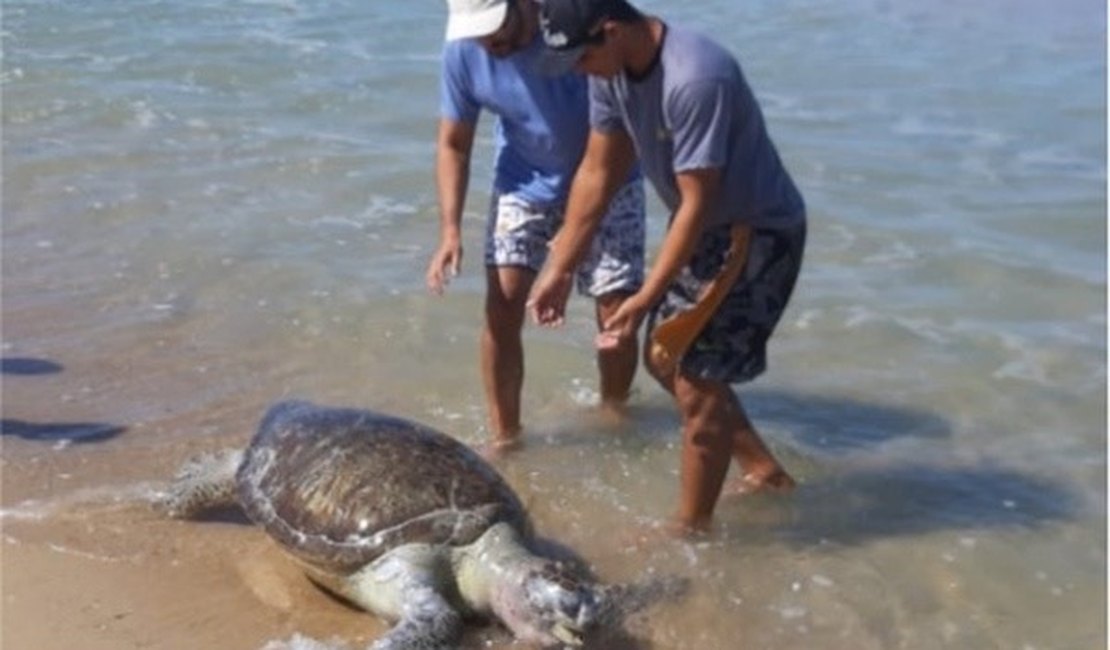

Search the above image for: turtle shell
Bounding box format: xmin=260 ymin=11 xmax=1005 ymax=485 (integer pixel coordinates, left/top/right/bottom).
xmin=236 ymin=401 xmax=529 ymax=574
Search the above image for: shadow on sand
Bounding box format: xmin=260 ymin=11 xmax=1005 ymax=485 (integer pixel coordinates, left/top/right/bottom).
xmin=0 ymin=357 xmax=64 ymax=375
xmin=1 ymin=356 xmax=127 ymax=445
xmin=0 ymin=418 xmax=126 ymax=444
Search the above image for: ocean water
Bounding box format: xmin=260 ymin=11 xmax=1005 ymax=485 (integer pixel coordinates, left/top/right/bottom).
xmin=2 ymin=0 xmax=1105 ymax=648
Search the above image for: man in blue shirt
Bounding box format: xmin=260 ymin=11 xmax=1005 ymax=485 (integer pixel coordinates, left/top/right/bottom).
xmin=530 ymin=0 xmax=805 ymax=533
xmin=429 ymin=0 xmax=646 ymax=455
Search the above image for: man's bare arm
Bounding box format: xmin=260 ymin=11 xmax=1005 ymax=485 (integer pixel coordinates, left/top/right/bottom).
xmin=427 ymin=118 xmax=477 ymax=293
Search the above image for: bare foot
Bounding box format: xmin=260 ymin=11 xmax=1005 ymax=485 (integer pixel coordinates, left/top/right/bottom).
xmin=723 ymin=469 xmax=796 ymax=497
xmin=477 ymin=436 xmax=523 ymax=462
xmin=595 ymin=399 xmax=630 ymax=429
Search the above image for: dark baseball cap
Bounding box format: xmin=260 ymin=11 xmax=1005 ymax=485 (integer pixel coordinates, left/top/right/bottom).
xmin=538 ymin=0 xmax=635 ymax=73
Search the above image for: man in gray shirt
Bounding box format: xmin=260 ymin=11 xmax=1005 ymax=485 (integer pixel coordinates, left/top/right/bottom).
xmin=529 ymin=0 xmax=806 ymax=535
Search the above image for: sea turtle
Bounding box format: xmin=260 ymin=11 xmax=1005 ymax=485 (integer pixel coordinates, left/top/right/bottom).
xmin=157 ymin=400 xmax=604 ymax=649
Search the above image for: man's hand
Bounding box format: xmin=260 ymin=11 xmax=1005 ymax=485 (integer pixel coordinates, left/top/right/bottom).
xmin=527 ymin=269 xmax=573 ymax=326
xmin=596 ymin=293 xmax=649 ymax=349
xmin=426 ymin=238 xmax=462 ymax=295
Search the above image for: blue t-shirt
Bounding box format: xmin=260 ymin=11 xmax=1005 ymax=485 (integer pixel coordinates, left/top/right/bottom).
xmin=589 ymin=25 xmax=805 ymax=228
xmin=441 ymin=34 xmax=590 ymax=205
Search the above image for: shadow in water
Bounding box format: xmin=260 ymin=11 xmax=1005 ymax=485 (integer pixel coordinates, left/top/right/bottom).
xmin=0 ymin=418 xmax=126 ymax=444
xmin=546 ymin=387 xmax=952 ymax=459
xmin=608 ymin=388 xmax=1077 ymax=547
xmin=0 ymin=357 xmax=64 ymax=375
xmin=723 ymin=461 xmax=1081 ymax=548
xmin=743 ymin=387 xmax=951 ymax=454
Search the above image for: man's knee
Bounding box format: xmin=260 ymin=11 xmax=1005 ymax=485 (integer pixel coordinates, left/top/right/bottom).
xmin=484 ymin=275 xmax=531 ymax=333
xmin=484 ymin=306 xmax=525 ymax=340
xmin=594 ymin=290 xmax=632 ymax=317
xmin=673 ymin=374 xmax=730 ymax=417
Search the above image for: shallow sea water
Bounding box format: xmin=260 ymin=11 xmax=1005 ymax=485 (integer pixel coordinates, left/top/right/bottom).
xmin=2 ymin=0 xmax=1105 ymax=648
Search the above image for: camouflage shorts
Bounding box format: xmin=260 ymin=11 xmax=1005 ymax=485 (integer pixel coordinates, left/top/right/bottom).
xmin=483 ymin=180 xmax=646 ymax=297
xmin=647 ymin=221 xmax=806 ymax=383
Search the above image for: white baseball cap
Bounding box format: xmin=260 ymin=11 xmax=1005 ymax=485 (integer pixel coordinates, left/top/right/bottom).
xmin=445 ymin=0 xmax=509 ymax=41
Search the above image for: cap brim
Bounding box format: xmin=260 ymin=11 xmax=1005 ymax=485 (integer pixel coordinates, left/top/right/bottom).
xmin=445 ymin=3 xmax=507 ymax=41
xmin=536 ymin=45 xmax=585 ymax=76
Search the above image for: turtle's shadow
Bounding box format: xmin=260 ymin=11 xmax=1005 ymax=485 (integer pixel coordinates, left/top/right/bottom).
xmin=186 ymin=504 xmax=253 ymax=526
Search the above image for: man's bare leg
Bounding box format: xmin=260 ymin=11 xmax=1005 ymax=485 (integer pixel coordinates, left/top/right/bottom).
xmin=722 ymin=391 xmax=795 ymax=495
xmin=595 ymin=291 xmax=639 ymax=413
xmin=669 ymin=374 xmax=736 ymax=533
xmin=480 ymin=266 xmax=534 ymax=455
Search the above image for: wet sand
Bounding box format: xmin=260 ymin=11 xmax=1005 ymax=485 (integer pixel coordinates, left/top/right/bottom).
xmin=0 ymin=466 xmax=519 ymax=650
xmin=0 ymin=399 xmax=668 ymax=650
xmin=3 ymin=534 xmax=312 ymax=650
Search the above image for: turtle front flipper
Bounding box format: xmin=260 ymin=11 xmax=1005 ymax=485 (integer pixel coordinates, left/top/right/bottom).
xmin=593 ymin=573 xmax=690 ymax=633
xmin=368 ymin=587 xmax=461 ymax=650
xmin=340 ymin=545 xmax=463 ymax=650
xmin=156 ymin=448 xmax=244 ymax=518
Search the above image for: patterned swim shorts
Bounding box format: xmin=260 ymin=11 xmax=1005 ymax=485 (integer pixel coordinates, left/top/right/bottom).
xmin=483 ymin=180 xmax=646 ymax=297
xmin=647 ymin=221 xmax=806 ymax=383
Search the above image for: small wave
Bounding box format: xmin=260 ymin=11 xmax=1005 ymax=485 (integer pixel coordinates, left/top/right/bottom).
xmin=760 ymin=93 xmax=854 ymax=126
xmin=128 ymin=99 xmax=169 ymax=129
xmin=241 ymin=0 xmax=302 ymax=9
xmin=860 ymin=240 xmax=920 ymax=267
xmin=0 ymin=67 xmax=24 ymax=83
xmin=568 ymin=377 xmax=599 ymax=407
xmin=288 ymin=195 xmax=418 ymax=232
xmin=358 ymin=52 xmax=440 ymax=64
xmin=260 ymin=633 xmax=351 ymax=650
xmin=244 ymin=29 xmax=327 ymax=56
xmin=0 ymin=481 xmax=167 ymax=522
xmin=892 ymin=115 xmax=1009 ymax=148
xmin=1015 ymin=145 xmax=1105 ymax=179
xmin=45 ymin=542 xmax=131 ymax=564
xmin=361 ymin=195 xmax=418 ymax=219
xmin=302 ymin=215 xmax=366 ymax=230
xmin=991 ymin=332 xmax=1052 ymax=385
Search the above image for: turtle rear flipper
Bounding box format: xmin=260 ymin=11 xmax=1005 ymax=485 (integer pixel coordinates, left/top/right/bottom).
xmin=156 ymin=448 xmax=244 ymax=519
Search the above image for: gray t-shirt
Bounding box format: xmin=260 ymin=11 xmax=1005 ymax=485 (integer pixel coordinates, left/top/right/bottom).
xmin=589 ymin=24 xmax=804 ymax=228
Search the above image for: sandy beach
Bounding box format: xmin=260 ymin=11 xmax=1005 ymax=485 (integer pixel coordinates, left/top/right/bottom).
xmin=1 ymin=434 xmax=526 ymax=650
xmin=1 ymin=404 xmax=387 ymax=650
xmin=0 ymin=397 xmax=673 ymax=650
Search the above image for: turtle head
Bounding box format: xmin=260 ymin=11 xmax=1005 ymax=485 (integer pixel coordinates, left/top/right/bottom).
xmin=494 ymin=560 xmax=599 ymax=647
